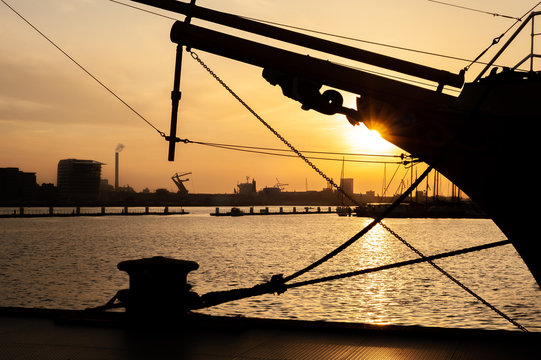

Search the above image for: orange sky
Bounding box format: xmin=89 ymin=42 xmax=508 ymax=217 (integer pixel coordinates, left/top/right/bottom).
xmin=0 ymin=0 xmax=536 ymax=194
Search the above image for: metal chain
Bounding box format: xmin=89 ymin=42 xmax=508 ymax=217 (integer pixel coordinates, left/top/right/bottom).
xmin=189 ymin=49 xmax=427 ymax=263
xmin=380 ymin=222 xmax=528 ymax=332
xmin=189 ymin=50 xmax=342 ymax=192
xmin=188 ymin=49 xmax=527 ymax=332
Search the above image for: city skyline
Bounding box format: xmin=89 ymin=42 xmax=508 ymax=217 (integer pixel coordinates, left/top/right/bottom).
xmin=1 ymin=0 xmax=532 ymax=195
xmin=0 ymin=159 xmax=465 ymax=203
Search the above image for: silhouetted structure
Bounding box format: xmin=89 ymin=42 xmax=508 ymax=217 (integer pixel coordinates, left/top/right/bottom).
xmin=236 ymin=177 xmax=257 ymax=195
xmin=157 ymin=0 xmax=541 ymax=287
xmin=57 ymin=159 xmax=102 ymax=202
xmin=339 ymin=178 xmax=354 ymax=196
xmin=115 ymin=152 xmax=119 ymax=191
xmin=0 ymin=168 xmax=37 ymax=201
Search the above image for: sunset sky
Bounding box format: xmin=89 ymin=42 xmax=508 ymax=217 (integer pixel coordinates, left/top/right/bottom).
xmin=1 ymin=0 xmax=536 ymax=194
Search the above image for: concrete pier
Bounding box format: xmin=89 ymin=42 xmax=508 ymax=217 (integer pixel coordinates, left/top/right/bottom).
xmin=0 ymin=307 xmax=538 ymax=360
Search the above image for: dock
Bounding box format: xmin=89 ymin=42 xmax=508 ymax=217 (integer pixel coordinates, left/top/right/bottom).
xmin=0 ymin=307 xmax=538 ymax=360
xmin=210 ymin=206 xmax=335 ymax=216
xmin=0 ymin=206 xmax=189 ymax=218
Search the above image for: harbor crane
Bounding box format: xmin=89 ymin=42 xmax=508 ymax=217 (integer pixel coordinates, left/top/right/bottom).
xmin=172 ymin=172 xmax=191 ymax=195
xmin=275 ymin=178 xmax=288 ymax=191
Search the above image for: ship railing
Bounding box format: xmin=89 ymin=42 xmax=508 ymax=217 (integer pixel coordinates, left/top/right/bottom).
xmin=475 ymin=11 xmax=541 ymax=81
xmin=512 ymin=11 xmax=541 ymax=72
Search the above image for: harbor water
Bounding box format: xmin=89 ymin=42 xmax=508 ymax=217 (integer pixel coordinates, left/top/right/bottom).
xmin=1 ymin=206 xmax=540 ymax=331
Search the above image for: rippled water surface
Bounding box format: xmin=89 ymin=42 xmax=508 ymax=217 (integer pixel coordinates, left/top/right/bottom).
xmin=1 ymin=206 xmax=540 ymax=331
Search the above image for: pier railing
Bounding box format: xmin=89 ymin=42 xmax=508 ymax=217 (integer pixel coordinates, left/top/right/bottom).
xmin=0 ymin=206 xmax=188 ymax=218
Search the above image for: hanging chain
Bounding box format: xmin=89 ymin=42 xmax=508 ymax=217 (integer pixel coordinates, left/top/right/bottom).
xmin=189 ymin=48 xmax=425 ymax=261
xmin=188 ymin=49 xmax=527 ymax=332
xmin=188 ymin=50 xmax=342 ymax=192
xmin=379 ymin=222 xmax=527 ymax=332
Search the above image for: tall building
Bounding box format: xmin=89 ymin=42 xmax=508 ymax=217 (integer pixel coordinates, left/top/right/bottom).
xmin=0 ymin=167 xmax=37 ymax=201
xmin=57 ymin=159 xmax=102 ymax=201
xmin=340 ymin=178 xmax=354 ymax=196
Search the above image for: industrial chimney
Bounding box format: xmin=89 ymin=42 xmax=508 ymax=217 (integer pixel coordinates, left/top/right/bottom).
xmin=115 ymin=144 xmax=124 ymax=191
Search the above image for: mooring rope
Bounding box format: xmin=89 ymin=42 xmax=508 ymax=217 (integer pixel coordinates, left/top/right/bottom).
xmin=188 ymin=49 xmax=527 ymax=331
xmin=285 ymin=240 xmax=512 ymax=289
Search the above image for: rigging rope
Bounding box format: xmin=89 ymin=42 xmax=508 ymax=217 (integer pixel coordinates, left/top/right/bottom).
xmin=465 ymin=1 xmax=541 ymax=71
xmin=284 ymin=239 xmax=528 ymax=332
xmin=378 ymin=163 xmax=402 ymax=201
xmin=188 ymin=50 xmax=346 ymax=193
xmin=110 ymin=0 xmax=478 ymax=65
xmin=110 ymin=0 xmax=503 ymax=89
xmin=7 ymin=0 xmax=526 ymax=330
xmin=183 ymin=140 xmax=406 ymax=158
xmin=180 ymin=138 xmax=408 ymax=165
xmin=1 ymin=0 xmax=166 ymax=138
xmin=189 ymin=50 xmax=527 ymax=331
xmin=428 ymin=0 xmax=521 ymax=20
xmin=286 ymin=241 xmax=511 ymax=288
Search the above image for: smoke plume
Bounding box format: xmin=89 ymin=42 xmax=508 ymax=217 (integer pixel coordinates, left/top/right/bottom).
xmin=115 ymin=143 xmax=125 ymax=153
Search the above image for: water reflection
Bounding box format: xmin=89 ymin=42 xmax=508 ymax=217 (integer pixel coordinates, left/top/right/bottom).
xmin=0 ymin=208 xmax=539 ymax=331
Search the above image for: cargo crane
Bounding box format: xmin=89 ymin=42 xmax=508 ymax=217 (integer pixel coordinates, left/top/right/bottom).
xmin=172 ymin=172 xmax=191 ymax=195
xmin=274 ymin=178 xmax=288 ymax=191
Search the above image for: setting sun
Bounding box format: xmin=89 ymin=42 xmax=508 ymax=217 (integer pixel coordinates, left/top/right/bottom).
xmin=344 ymin=124 xmax=397 ymax=154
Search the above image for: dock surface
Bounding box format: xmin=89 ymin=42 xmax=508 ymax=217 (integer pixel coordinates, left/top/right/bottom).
xmin=210 ymin=206 xmax=335 ymax=216
xmin=0 ymin=308 xmax=538 ymax=359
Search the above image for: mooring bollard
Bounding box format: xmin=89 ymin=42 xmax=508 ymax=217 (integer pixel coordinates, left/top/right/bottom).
xmin=117 ymin=256 xmax=200 ymax=318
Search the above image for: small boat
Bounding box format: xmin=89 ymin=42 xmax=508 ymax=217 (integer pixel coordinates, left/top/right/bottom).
xmin=229 ymin=207 xmax=244 ymax=216
xmin=335 ymin=205 xmax=352 ymax=217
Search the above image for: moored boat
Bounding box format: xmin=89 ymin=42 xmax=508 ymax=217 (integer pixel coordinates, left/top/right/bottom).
xmin=132 ymin=0 xmax=541 ymax=287
xmin=2 ymin=2 xmax=540 ymax=357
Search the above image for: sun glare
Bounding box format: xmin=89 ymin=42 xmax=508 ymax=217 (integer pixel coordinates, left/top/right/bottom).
xmin=345 ymin=125 xmax=395 ymax=154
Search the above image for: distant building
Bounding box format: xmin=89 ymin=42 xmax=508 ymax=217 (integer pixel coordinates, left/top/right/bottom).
xmin=415 ymin=190 xmax=427 ymax=202
xmin=57 ymin=159 xmax=102 ymax=201
xmin=340 ymin=178 xmax=354 ymax=195
xmin=262 ymin=186 xmax=281 ymax=197
xmin=236 ymin=177 xmax=257 ymax=195
xmin=37 ymin=182 xmax=58 ymax=202
xmin=362 ymin=190 xmax=377 ymax=203
xmin=100 ymin=179 xmax=114 ymax=193
xmin=0 ymin=167 xmax=37 ymax=201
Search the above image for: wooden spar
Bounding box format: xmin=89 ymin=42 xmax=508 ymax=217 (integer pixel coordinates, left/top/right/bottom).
xmin=132 ymin=0 xmax=464 ymax=89
xmin=170 ymin=21 xmax=455 ymax=106
xmin=167 ymin=44 xmax=183 ymax=161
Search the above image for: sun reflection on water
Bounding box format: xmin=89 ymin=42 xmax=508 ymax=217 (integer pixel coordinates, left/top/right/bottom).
xmin=1 ymin=211 xmax=540 ymax=331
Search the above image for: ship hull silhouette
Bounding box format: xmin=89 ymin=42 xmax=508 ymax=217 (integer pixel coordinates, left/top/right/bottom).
xmin=134 ymin=1 xmax=541 ymax=287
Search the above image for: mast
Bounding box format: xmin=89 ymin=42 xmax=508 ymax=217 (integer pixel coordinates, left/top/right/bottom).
xmin=340 ymin=157 xmax=345 ymax=205
xmin=133 ymin=0 xmax=464 ymax=89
